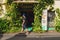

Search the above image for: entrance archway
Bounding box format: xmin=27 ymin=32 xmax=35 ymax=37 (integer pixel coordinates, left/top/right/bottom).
xmin=18 ymin=3 xmax=34 ymax=26
xmin=13 ymin=1 xmax=39 ymax=32
xmin=17 ymin=3 xmax=35 ymax=32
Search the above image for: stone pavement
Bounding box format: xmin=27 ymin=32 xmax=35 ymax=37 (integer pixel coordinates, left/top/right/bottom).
xmin=0 ymin=31 xmax=60 ymax=40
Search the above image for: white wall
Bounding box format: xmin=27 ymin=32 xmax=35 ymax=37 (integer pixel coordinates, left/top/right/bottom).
xmin=0 ymin=0 xmax=6 ymax=3
xmin=0 ymin=0 xmax=6 ymax=18
xmin=54 ymin=1 xmax=60 ymax=9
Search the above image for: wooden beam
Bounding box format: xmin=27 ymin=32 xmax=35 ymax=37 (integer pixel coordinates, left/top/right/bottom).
xmin=13 ymin=1 xmax=39 ymax=3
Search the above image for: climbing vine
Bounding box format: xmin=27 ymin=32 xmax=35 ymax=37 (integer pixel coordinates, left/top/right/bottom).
xmin=33 ymin=0 xmax=54 ymax=32
xmin=55 ymin=8 xmax=60 ymax=32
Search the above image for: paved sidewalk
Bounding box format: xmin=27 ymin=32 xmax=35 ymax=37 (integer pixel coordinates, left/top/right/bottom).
xmin=0 ymin=32 xmax=60 ymax=40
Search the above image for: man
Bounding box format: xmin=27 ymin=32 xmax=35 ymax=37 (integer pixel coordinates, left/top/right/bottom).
xmin=21 ymin=13 xmax=29 ymax=34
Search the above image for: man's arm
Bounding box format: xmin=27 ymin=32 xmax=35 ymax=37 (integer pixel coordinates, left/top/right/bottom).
xmin=22 ymin=20 xmax=25 ymax=27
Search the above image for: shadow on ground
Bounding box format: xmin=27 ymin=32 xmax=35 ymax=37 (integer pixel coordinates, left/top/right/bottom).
xmin=6 ymin=33 xmax=60 ymax=40
xmin=0 ymin=29 xmax=3 ymax=40
xmin=6 ymin=33 xmax=27 ymax=40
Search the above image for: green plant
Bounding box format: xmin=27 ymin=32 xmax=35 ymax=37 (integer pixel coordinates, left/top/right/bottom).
xmin=56 ymin=8 xmax=60 ymax=19
xmin=33 ymin=0 xmax=54 ymax=32
xmin=6 ymin=3 xmax=22 ymax=33
xmin=0 ymin=0 xmax=22 ymax=33
xmin=55 ymin=8 xmax=60 ymax=32
xmin=7 ymin=0 xmax=14 ymax=5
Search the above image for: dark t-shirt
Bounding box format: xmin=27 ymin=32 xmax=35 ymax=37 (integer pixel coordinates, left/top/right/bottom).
xmin=22 ymin=17 xmax=27 ymax=26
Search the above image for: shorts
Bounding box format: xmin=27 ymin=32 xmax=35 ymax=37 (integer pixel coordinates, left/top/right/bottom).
xmin=23 ymin=25 xmax=26 ymax=30
xmin=23 ymin=25 xmax=32 ymax=32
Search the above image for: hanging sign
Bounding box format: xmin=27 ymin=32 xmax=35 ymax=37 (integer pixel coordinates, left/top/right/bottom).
xmin=42 ymin=9 xmax=47 ymax=30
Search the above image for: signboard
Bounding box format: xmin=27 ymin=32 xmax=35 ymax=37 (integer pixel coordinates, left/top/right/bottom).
xmin=42 ymin=9 xmax=47 ymax=30
xmin=18 ymin=4 xmax=34 ymax=11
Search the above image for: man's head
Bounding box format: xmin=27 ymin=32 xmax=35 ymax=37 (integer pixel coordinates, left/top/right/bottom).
xmin=23 ymin=13 xmax=26 ymax=18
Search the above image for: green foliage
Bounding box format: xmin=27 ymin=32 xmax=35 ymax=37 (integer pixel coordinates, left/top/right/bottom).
xmin=0 ymin=19 xmax=9 ymax=33
xmin=6 ymin=3 xmax=22 ymax=33
xmin=55 ymin=19 xmax=60 ymax=32
xmin=0 ymin=2 xmax=22 ymax=33
xmin=55 ymin=8 xmax=60 ymax=32
xmin=6 ymin=0 xmax=14 ymax=5
xmin=0 ymin=18 xmax=22 ymax=33
xmin=34 ymin=0 xmax=54 ymax=16
xmin=33 ymin=16 xmax=42 ymax=32
xmin=33 ymin=0 xmax=54 ymax=32
xmin=56 ymin=8 xmax=60 ymax=19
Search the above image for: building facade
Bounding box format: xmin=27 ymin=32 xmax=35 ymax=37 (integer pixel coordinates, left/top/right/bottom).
xmin=0 ymin=0 xmax=60 ymax=31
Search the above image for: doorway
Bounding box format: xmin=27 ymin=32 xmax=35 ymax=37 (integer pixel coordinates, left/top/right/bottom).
xmin=18 ymin=3 xmax=34 ymax=31
xmin=21 ymin=10 xmax=34 ymax=27
xmin=47 ymin=10 xmax=55 ymax=31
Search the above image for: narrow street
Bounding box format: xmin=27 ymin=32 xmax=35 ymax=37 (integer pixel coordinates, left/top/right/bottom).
xmin=0 ymin=32 xmax=60 ymax=40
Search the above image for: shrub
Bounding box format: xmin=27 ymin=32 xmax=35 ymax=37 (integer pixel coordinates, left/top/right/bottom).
xmin=55 ymin=8 xmax=60 ymax=32
xmin=33 ymin=0 xmax=54 ymax=32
